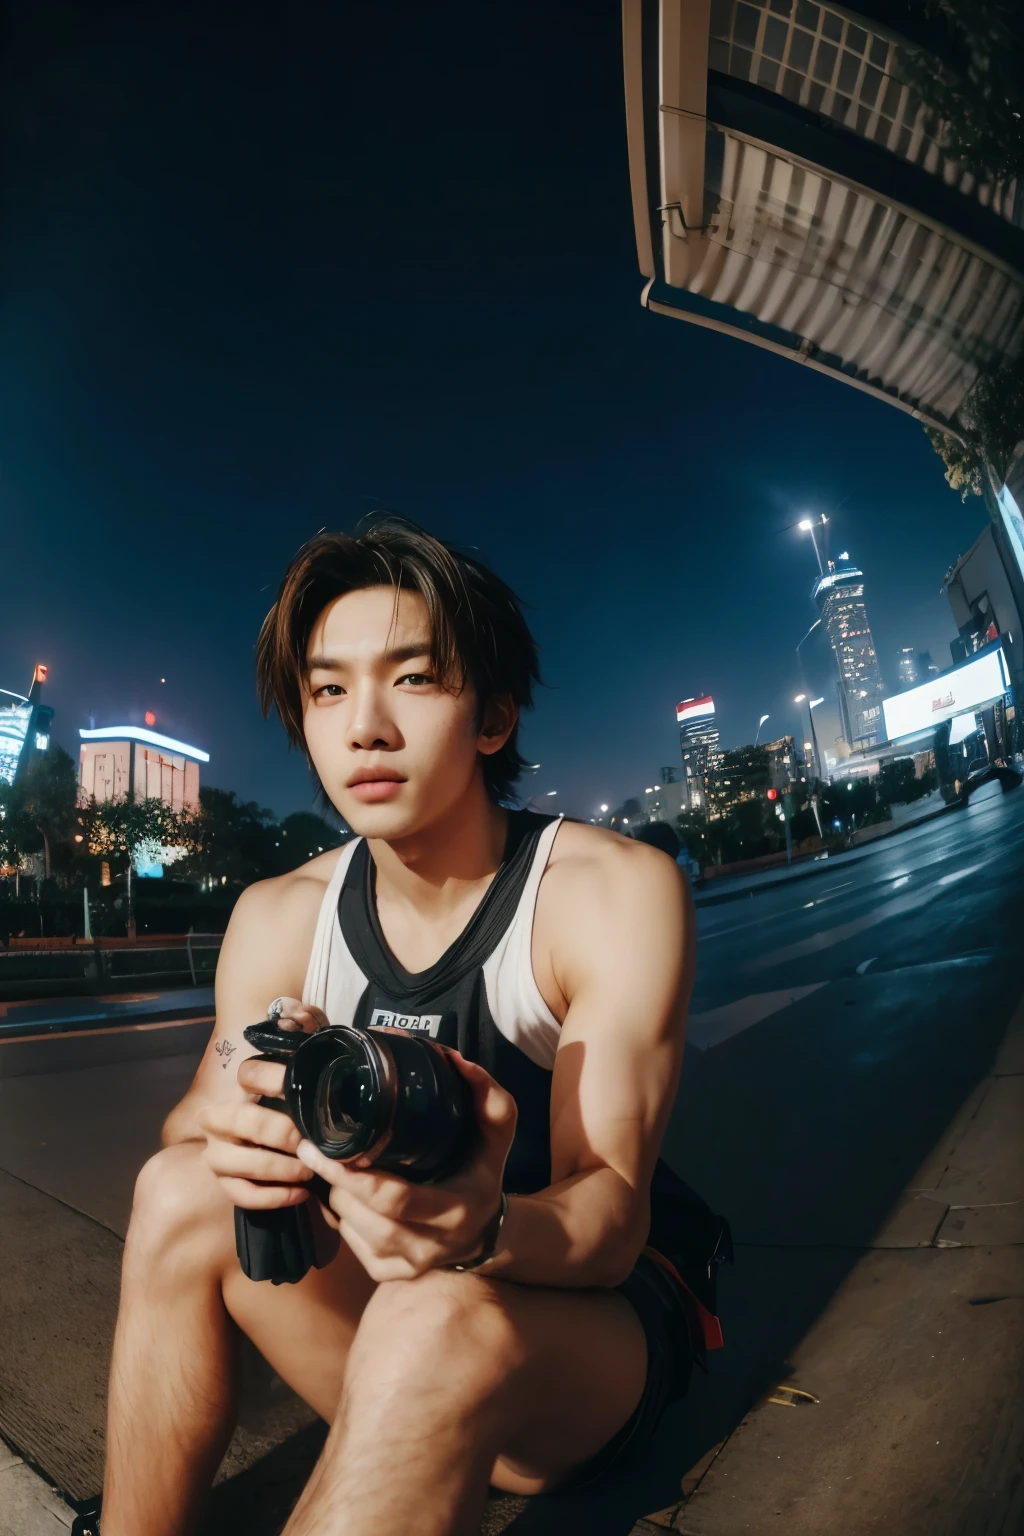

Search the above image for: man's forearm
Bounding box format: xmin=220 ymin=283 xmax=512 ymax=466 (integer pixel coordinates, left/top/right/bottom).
xmin=479 ymin=1167 xmax=647 ymax=1290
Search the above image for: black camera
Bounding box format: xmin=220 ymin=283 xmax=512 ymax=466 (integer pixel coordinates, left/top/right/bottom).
xmin=234 ymin=1020 xmax=479 ymax=1284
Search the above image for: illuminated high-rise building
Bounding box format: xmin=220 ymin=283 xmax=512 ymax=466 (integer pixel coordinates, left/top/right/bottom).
xmin=1 ymin=664 xmax=52 ymax=787
xmin=812 ymin=557 xmax=886 ymax=749
xmin=676 ymin=695 xmax=719 ymax=811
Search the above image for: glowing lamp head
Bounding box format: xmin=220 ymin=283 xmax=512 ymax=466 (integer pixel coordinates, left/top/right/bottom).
xmin=798 ymin=519 xmax=814 ymax=531
xmin=766 ymin=788 xmax=778 ymax=801
xmin=144 ymin=711 xmax=156 ymax=727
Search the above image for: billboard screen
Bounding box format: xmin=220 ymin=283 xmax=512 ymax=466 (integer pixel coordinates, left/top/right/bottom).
xmin=882 ymin=646 xmax=1010 ymax=742
xmin=997 ymin=483 xmax=1024 ymax=587
xmin=676 ymin=695 xmax=715 ymax=724
xmin=0 ymin=692 xmax=32 ymax=786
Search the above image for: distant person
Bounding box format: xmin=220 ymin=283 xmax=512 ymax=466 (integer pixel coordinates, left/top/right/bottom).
xmin=99 ymin=518 xmax=723 ymax=1536
xmin=630 ymin=821 xmax=680 ymax=859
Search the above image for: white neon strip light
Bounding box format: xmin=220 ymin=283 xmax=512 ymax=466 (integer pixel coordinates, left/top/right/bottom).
xmin=79 ymin=726 xmax=210 ymax=762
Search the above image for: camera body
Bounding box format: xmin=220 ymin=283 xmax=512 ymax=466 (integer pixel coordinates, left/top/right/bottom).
xmin=234 ymin=1018 xmax=479 ymax=1283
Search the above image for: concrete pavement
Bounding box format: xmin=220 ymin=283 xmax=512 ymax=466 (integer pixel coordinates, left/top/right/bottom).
xmin=632 ymin=997 xmax=1024 ymax=1536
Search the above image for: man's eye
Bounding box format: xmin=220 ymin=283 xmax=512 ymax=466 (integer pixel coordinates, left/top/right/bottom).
xmin=398 ymin=673 xmax=434 ymax=687
xmin=313 ymin=684 xmax=344 ymax=699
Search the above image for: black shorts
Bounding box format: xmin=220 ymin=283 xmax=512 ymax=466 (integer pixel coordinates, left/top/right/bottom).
xmin=552 ymin=1251 xmax=695 ymax=1492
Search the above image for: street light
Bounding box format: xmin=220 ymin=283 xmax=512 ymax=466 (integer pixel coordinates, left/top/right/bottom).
xmin=755 ymin=713 xmax=770 ymax=745
xmin=794 ymin=694 xmax=825 ymax=781
xmin=797 ymin=513 xmax=829 ymax=575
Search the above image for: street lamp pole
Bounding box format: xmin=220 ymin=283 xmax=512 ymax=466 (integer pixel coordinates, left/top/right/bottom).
xmin=794 ymin=694 xmax=825 ymax=782
xmin=798 ymin=514 xmax=829 ymax=576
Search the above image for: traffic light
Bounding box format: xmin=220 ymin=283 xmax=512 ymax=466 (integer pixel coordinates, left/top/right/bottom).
xmin=766 ymin=787 xmax=778 ymax=801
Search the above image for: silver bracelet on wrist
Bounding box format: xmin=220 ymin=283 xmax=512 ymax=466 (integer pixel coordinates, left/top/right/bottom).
xmin=450 ymin=1191 xmax=508 ymax=1272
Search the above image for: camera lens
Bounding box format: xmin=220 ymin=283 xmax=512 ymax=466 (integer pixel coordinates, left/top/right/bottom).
xmin=317 ymin=1044 xmax=378 ymax=1151
xmin=282 ymin=1025 xmax=478 ymax=1183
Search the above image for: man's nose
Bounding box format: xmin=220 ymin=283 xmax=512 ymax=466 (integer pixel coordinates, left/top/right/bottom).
xmin=346 ymin=682 xmax=400 ymax=752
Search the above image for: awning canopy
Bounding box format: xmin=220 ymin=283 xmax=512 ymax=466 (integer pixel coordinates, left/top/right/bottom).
xmin=623 ymin=0 xmax=1024 ymax=431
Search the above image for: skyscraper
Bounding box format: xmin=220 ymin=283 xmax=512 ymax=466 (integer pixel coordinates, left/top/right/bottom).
xmin=897 ymin=647 xmax=919 ymax=689
xmin=897 ymin=648 xmax=941 ymax=691
xmin=676 ymin=695 xmax=719 ymax=811
xmin=812 ymin=558 xmax=886 ymax=750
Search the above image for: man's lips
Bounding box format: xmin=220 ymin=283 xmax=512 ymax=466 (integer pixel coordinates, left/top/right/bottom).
xmin=346 ymin=769 xmax=406 ymax=788
xmin=346 ymin=771 xmax=406 ymax=803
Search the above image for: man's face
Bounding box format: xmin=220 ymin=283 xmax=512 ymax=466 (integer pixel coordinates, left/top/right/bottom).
xmin=302 ymin=585 xmax=511 ymax=838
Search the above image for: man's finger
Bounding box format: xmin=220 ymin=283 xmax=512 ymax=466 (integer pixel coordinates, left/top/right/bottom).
xmin=218 ymin=1177 xmax=311 ymax=1211
xmin=267 ymin=997 xmax=329 ymax=1034
xmin=207 ymin=1143 xmax=313 ymax=1186
xmin=237 ymin=1058 xmax=288 ymax=1100
xmin=447 ymin=1052 xmax=517 ymax=1145
xmin=200 ymin=1099 xmax=302 ymax=1153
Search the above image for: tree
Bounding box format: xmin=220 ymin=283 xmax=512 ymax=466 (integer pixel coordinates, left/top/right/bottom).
xmin=0 ymin=746 xmax=79 ymax=883
xmin=83 ymin=795 xmax=185 ymax=926
xmin=173 ymin=787 xmax=278 ymax=887
xmin=925 ymin=350 xmax=1024 ymax=500
xmin=275 ymin=811 xmax=345 ymax=872
xmin=898 ymin=2 xmax=1024 ymax=185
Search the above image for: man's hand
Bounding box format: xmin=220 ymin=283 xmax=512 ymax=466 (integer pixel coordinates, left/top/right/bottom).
xmin=199 ymin=996 xmax=330 ymax=1209
xmin=294 ymin=1051 xmax=517 ymax=1282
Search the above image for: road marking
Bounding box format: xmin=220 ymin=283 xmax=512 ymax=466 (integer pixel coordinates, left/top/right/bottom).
xmin=687 ymin=985 xmax=828 ymax=1050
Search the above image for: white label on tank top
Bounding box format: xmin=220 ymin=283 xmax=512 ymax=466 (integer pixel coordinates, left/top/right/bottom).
xmin=370 ymin=1007 xmax=443 ymax=1038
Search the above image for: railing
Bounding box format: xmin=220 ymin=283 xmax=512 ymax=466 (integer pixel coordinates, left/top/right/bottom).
xmin=185 ymin=931 xmax=224 ymax=987
xmin=708 ymin=0 xmax=1020 ymax=226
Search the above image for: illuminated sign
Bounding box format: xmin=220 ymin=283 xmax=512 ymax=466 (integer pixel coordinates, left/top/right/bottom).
xmin=882 ymin=646 xmax=1010 ymax=742
xmin=676 ymin=695 xmax=715 ymax=724
xmin=997 ymin=483 xmax=1024 ymax=588
xmin=79 ymin=725 xmax=210 ymax=763
xmin=0 ymin=691 xmax=32 ymax=786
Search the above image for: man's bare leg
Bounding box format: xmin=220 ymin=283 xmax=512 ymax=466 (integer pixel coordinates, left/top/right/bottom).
xmin=283 ymin=1266 xmax=648 ymax=1536
xmin=102 ymin=1144 xmax=374 ymax=1536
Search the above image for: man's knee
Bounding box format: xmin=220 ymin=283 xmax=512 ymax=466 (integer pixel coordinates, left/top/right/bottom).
xmin=125 ymin=1143 xmax=232 ymax=1280
xmin=351 ymin=1270 xmax=525 ymax=1398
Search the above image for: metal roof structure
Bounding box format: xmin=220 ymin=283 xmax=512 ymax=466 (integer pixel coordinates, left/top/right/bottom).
xmin=623 ymin=0 xmax=1024 ymax=432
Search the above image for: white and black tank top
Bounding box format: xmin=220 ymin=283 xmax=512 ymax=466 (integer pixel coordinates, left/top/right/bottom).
xmin=301 ymin=810 xmax=563 ymax=1195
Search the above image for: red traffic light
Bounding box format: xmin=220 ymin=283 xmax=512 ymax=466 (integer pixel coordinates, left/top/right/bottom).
xmin=766 ymin=787 xmax=778 ymax=801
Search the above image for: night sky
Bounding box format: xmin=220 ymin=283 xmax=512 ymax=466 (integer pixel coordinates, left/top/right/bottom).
xmin=1 ymin=0 xmax=988 ymax=824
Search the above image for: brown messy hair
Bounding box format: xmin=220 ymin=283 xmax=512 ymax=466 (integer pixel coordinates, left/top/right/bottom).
xmin=255 ymin=517 xmax=541 ymax=805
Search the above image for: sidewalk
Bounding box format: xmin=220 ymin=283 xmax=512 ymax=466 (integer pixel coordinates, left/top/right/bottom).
xmin=0 ymin=987 xmax=214 ymax=1038
xmin=693 ymin=797 xmax=956 ymax=907
xmin=630 ymin=996 xmax=1024 ymax=1536
xmin=0 ymin=1442 xmax=75 ymax=1536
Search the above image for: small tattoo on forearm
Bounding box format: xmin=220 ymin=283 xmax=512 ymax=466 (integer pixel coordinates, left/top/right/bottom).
xmin=215 ymin=1038 xmax=237 ymax=1069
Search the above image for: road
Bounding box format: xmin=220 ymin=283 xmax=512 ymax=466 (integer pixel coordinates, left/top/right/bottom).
xmin=670 ymin=778 xmax=1024 ymax=1247
xmin=0 ymin=780 xmax=1022 ymax=1533
xmin=2 ymin=781 xmax=1022 ymax=1241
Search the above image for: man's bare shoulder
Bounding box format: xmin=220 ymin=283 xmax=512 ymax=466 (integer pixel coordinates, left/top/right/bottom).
xmin=543 ymin=819 xmax=686 ymax=908
xmin=533 ymin=821 xmax=690 ymax=1010
xmin=220 ymin=842 xmax=352 ymax=980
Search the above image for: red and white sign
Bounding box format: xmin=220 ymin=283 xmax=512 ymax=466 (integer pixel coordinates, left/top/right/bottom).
xmin=676 ymin=695 xmax=715 ymax=724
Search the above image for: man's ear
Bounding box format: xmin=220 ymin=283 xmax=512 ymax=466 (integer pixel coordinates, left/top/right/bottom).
xmin=477 ymin=693 xmax=518 ymax=757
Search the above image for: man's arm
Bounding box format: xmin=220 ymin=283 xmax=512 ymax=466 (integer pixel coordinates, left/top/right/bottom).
xmin=481 ymin=835 xmax=695 ymax=1289
xmin=160 ymin=872 xmax=323 ymax=1147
